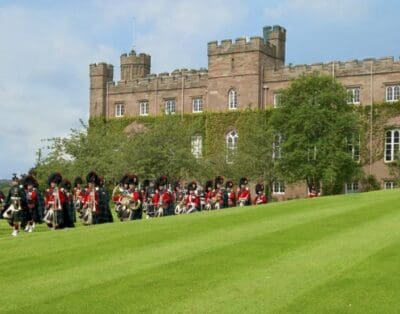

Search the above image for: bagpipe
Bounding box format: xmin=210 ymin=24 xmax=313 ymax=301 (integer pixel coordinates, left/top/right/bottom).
xmin=2 ymin=196 xmax=22 ymax=220
xmin=174 ymin=198 xmax=186 ymax=215
xmin=113 ymin=186 xmax=141 ymax=221
xmin=43 ymin=188 xmax=62 ymax=227
xmin=81 ymin=188 xmax=97 ymax=225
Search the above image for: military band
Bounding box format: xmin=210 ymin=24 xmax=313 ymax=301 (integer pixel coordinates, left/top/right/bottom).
xmin=1 ymin=171 xmax=274 ymax=236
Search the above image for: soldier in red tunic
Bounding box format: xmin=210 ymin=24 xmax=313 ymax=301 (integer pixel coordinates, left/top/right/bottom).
xmin=224 ymin=180 xmax=236 ymax=208
xmin=237 ymin=177 xmax=251 ymax=207
xmin=253 ymin=183 xmax=268 ymax=205
xmin=22 ymin=175 xmax=40 ymax=233
xmin=81 ymin=171 xmax=100 ymax=225
xmin=44 ymin=172 xmax=66 ymax=229
xmin=126 ymin=174 xmax=142 ymax=220
xmin=214 ymin=176 xmax=224 ymax=209
xmin=204 ymin=180 xmax=215 ymax=210
xmin=185 ymin=181 xmax=200 ymax=213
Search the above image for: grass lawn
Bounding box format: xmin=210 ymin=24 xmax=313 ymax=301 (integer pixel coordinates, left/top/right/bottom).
xmin=0 ymin=189 xmax=399 ymax=313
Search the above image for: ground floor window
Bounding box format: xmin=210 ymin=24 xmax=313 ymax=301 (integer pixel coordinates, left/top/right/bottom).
xmin=272 ymin=181 xmax=285 ymax=194
xmin=384 ymin=181 xmax=397 ymax=189
xmin=345 ymin=182 xmax=359 ymax=193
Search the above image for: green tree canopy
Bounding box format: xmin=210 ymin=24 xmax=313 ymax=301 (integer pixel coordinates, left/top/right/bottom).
xmin=270 ymin=74 xmax=361 ymax=195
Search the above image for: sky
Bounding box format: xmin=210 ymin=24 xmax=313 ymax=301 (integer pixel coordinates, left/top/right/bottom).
xmin=1 ymin=0 xmax=400 ymax=179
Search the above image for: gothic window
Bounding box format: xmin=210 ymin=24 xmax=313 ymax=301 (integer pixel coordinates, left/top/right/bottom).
xmin=165 ymin=99 xmax=176 ymax=115
xmin=386 ymin=85 xmax=400 ymax=102
xmin=347 ymin=87 xmax=360 ymax=104
xmin=115 ymin=103 xmax=124 ymax=117
xmin=385 ymin=129 xmax=400 ymax=162
xmin=347 ymin=134 xmax=360 ymax=162
xmin=139 ymin=101 xmax=149 ymax=116
xmin=192 ymin=97 xmax=203 ymax=113
xmin=272 ymin=134 xmax=283 ymax=159
xmin=191 ymin=135 xmax=202 ymax=159
xmin=228 ymin=89 xmax=237 ymax=110
xmin=226 ymin=130 xmax=238 ymax=163
xmin=272 ymin=181 xmax=285 ymax=194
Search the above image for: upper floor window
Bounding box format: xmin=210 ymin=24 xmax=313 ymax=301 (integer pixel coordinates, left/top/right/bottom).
xmin=191 ymin=135 xmax=202 ymax=159
xmin=386 ymin=85 xmax=400 ymax=102
xmin=273 ymin=93 xmax=281 ymax=108
xmin=347 ymin=87 xmax=360 ymax=104
xmin=192 ymin=97 xmax=203 ymax=113
xmin=347 ymin=134 xmax=360 ymax=162
xmin=228 ymin=89 xmax=237 ymax=110
xmin=272 ymin=181 xmax=285 ymax=194
xmin=345 ymin=182 xmax=359 ymax=194
xmin=165 ymin=99 xmax=176 ymax=115
xmin=115 ymin=103 xmax=124 ymax=117
xmin=272 ymin=134 xmax=283 ymax=160
xmin=384 ymin=181 xmax=397 ymax=189
xmin=226 ymin=130 xmax=238 ymax=163
xmin=385 ymin=129 xmax=400 ymax=162
xmin=139 ymin=101 xmax=149 ymax=116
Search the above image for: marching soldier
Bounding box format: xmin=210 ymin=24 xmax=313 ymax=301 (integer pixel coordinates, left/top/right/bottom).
xmin=22 ymin=175 xmax=42 ymax=232
xmin=214 ymin=176 xmax=224 ymax=209
xmin=98 ymin=176 xmax=113 ymax=223
xmin=81 ymin=171 xmax=100 ymax=225
xmin=185 ymin=181 xmax=200 ymax=213
xmin=172 ymin=181 xmax=186 ymax=214
xmin=157 ymin=176 xmax=171 ymax=216
xmin=253 ymin=183 xmax=267 ymax=205
xmin=237 ymin=177 xmax=251 ymax=207
xmin=3 ymin=174 xmax=28 ymax=236
xmin=73 ymin=177 xmax=84 ymax=218
xmin=61 ymin=179 xmax=75 ymax=228
xmin=44 ymin=172 xmax=66 ymax=229
xmin=223 ymin=180 xmax=236 ymax=208
xmin=126 ymin=174 xmax=142 ymax=220
xmin=204 ymin=180 xmax=215 ymax=210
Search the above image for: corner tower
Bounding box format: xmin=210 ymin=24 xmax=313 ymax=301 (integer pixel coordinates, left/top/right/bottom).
xmin=89 ymin=63 xmax=113 ymax=118
xmin=263 ymin=25 xmax=286 ymax=65
xmin=120 ymin=50 xmax=151 ymax=81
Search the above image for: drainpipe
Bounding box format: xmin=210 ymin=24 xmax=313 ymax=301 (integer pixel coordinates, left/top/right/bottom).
xmin=369 ymin=61 xmax=374 ymax=176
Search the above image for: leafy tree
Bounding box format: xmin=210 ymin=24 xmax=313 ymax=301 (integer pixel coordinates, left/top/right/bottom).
xmin=270 ymin=74 xmax=361 ymax=195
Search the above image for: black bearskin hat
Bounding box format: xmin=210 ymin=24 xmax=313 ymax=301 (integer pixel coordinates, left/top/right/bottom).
xmin=174 ymin=181 xmax=181 ymax=191
xmin=205 ymin=180 xmax=213 ymax=190
xmin=11 ymin=173 xmax=19 ymax=182
xmin=126 ymin=174 xmax=139 ymax=185
xmin=23 ymin=175 xmax=38 ymax=188
xmin=239 ymin=177 xmax=248 ymax=186
xmin=142 ymin=179 xmax=150 ymax=188
xmin=157 ymin=175 xmax=168 ymax=187
xmin=86 ymin=171 xmax=99 ymax=185
xmin=74 ymin=176 xmax=83 ymax=187
xmin=48 ymin=172 xmax=62 ymax=186
xmin=120 ymin=174 xmax=129 ymax=185
xmin=255 ymin=183 xmax=264 ymax=194
xmin=214 ymin=176 xmax=224 ymax=188
xmin=187 ymin=181 xmax=197 ymax=191
xmin=62 ymin=179 xmax=72 ymax=191
xmin=225 ymin=180 xmax=234 ymax=189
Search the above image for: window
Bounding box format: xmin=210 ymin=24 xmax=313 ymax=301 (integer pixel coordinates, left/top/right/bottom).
xmin=226 ymin=130 xmax=238 ymax=163
xmin=228 ymin=89 xmax=237 ymax=110
xmin=272 ymin=181 xmax=285 ymax=194
xmin=347 ymin=87 xmax=360 ymax=104
xmin=384 ymin=181 xmax=397 ymax=189
xmin=347 ymin=134 xmax=360 ymax=162
xmin=115 ymin=103 xmax=124 ymax=117
xmin=192 ymin=98 xmax=203 ymax=113
xmin=385 ymin=129 xmax=400 ymax=162
xmin=191 ymin=135 xmax=202 ymax=159
xmin=386 ymin=85 xmax=400 ymax=102
xmin=139 ymin=101 xmax=149 ymax=116
xmin=273 ymin=93 xmax=281 ymax=108
xmin=272 ymin=134 xmax=283 ymax=160
xmin=165 ymin=99 xmax=176 ymax=114
xmin=345 ymin=182 xmax=359 ymax=194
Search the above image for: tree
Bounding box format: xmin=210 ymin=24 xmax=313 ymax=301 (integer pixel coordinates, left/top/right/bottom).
xmin=270 ymin=74 xmax=361 ymax=195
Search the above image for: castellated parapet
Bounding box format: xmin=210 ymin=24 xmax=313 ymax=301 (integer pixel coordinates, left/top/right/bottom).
xmin=120 ymin=50 xmax=151 ymax=81
xmin=265 ymin=56 xmax=400 ymax=81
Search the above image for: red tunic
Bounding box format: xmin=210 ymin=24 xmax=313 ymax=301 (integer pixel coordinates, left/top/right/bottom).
xmin=26 ymin=189 xmax=38 ymax=209
xmin=237 ymin=188 xmax=251 ymax=204
xmin=152 ymin=192 xmax=160 ymax=207
xmin=82 ymin=188 xmax=99 ymax=214
xmin=45 ymin=188 xmax=66 ymax=209
xmin=253 ymin=195 xmax=267 ymax=205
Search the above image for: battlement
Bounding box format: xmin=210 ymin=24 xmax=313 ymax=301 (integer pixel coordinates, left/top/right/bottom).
xmin=265 ymin=56 xmax=400 ymax=81
xmin=120 ymin=50 xmax=151 ymax=65
xmin=208 ymin=36 xmax=276 ymax=57
xmin=89 ymin=63 xmax=114 ymax=76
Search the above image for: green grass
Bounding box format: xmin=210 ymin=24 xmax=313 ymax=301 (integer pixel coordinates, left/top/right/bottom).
xmin=1 ymin=189 xmax=400 ymax=313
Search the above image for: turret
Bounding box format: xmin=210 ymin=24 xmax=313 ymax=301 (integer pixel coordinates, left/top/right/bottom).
xmin=120 ymin=50 xmax=151 ymax=81
xmin=89 ymin=63 xmax=113 ymax=118
xmin=263 ymin=25 xmax=286 ymax=64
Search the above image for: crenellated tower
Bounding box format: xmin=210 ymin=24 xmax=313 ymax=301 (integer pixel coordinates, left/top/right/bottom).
xmin=120 ymin=50 xmax=151 ymax=81
xmin=89 ymin=63 xmax=113 ymax=118
xmin=263 ymin=25 xmax=286 ymax=65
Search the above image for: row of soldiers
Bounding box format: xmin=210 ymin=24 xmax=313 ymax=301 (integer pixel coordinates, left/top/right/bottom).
xmin=0 ymin=171 xmax=268 ymax=236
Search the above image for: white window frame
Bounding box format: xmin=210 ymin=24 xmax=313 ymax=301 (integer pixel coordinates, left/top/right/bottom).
xmin=384 ymin=181 xmax=397 ymax=189
xmin=385 ymin=129 xmax=400 ymax=162
xmin=191 ymin=135 xmax=202 ymax=159
xmin=139 ymin=101 xmax=149 ymax=116
xmin=347 ymin=134 xmax=360 ymax=162
xmin=386 ymin=85 xmax=400 ymax=102
xmin=272 ymin=134 xmax=283 ymax=160
xmin=192 ymin=97 xmax=203 ymax=113
xmin=272 ymin=181 xmax=285 ymax=194
xmin=347 ymin=87 xmax=360 ymax=105
xmin=228 ymin=89 xmax=237 ymax=110
xmin=345 ymin=182 xmax=359 ymax=194
xmin=273 ymin=93 xmax=281 ymax=108
xmin=165 ymin=99 xmax=176 ymax=115
xmin=226 ymin=130 xmax=238 ymax=163
xmin=115 ymin=103 xmax=124 ymax=117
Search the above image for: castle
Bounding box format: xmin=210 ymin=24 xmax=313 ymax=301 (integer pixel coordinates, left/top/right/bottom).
xmin=90 ymin=25 xmax=400 ymax=198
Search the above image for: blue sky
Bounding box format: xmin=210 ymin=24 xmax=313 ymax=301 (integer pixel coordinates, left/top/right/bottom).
xmin=1 ymin=0 xmax=400 ymax=178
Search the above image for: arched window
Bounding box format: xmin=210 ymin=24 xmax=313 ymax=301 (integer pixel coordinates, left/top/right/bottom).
xmin=228 ymin=89 xmax=237 ymax=110
xmin=226 ymin=130 xmax=238 ymax=163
